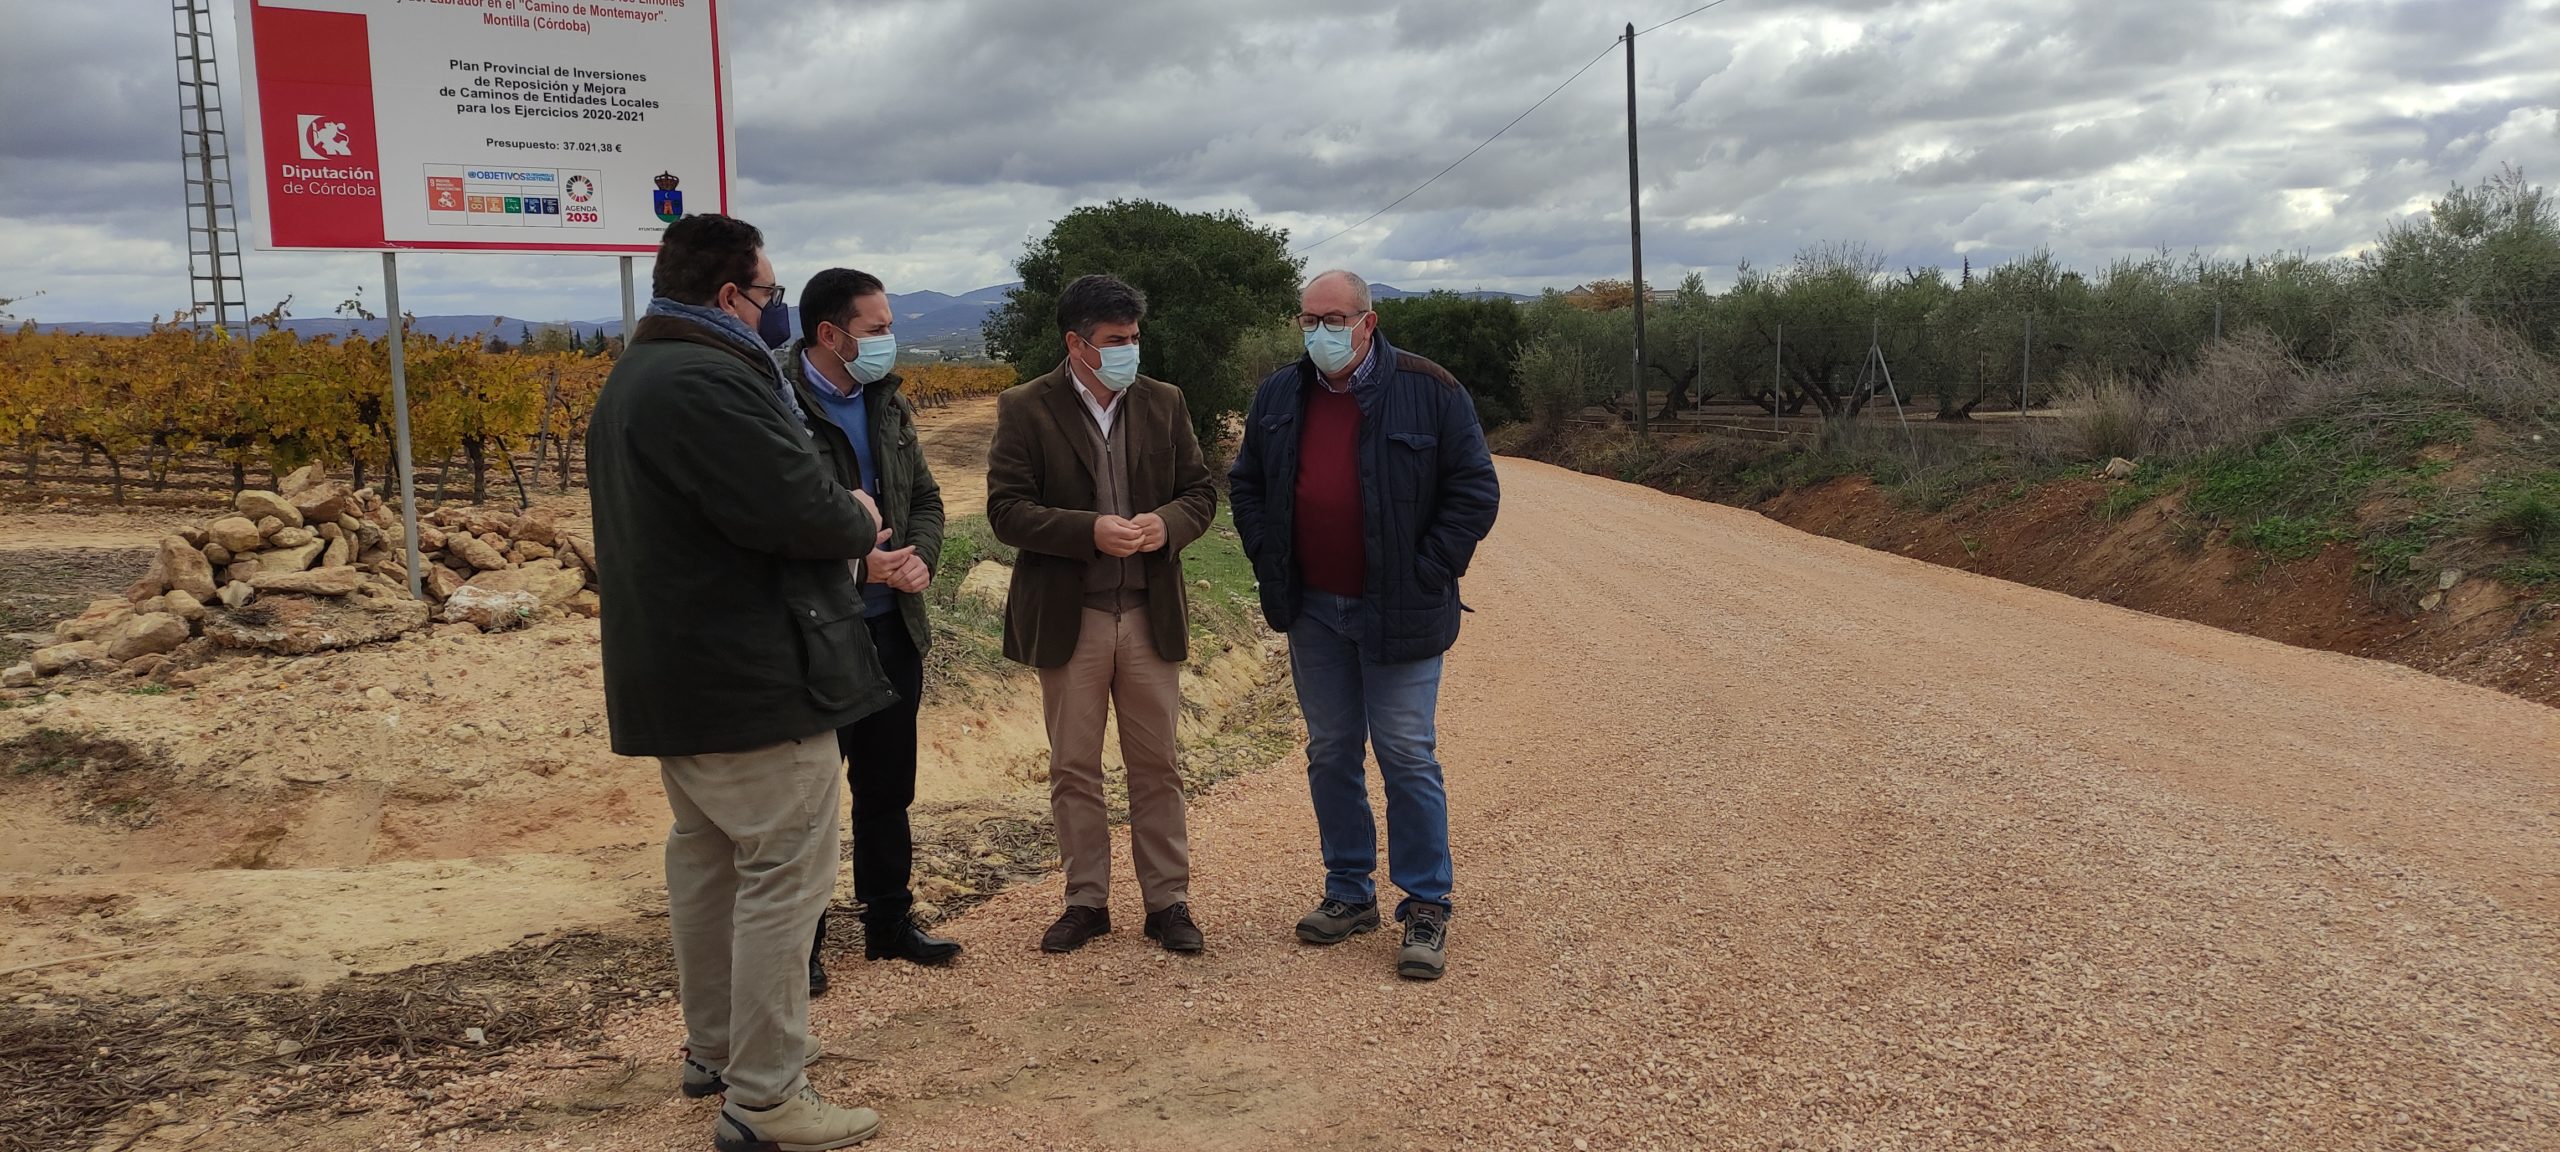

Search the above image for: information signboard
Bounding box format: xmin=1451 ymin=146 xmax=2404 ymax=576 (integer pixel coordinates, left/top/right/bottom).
xmin=235 ymin=0 xmax=734 ymax=253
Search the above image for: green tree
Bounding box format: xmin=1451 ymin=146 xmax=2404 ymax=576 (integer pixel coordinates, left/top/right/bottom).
xmin=1373 ymin=291 xmax=1527 ymax=424
xmin=2362 ymin=165 xmax=2560 ymax=349
xmin=985 ymin=199 xmax=1302 ymax=439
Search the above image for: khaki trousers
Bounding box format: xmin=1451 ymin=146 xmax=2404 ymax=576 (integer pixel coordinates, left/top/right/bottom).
xmin=659 ymin=733 xmax=840 ymax=1108
xmin=1037 ymin=607 xmax=1189 ymax=912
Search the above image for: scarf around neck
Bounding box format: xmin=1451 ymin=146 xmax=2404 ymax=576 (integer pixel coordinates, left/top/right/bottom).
xmin=645 ymin=296 xmax=806 ymax=423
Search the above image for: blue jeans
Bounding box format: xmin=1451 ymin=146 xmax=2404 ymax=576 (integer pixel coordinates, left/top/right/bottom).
xmin=1289 ymin=589 xmax=1451 ymax=918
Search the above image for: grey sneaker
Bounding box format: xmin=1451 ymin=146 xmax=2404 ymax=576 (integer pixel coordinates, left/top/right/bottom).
xmin=1397 ymin=905 xmax=1448 ymax=981
xmin=1295 ymin=898 xmax=1381 ymax=945
xmin=715 ymin=1083 xmax=880 ymax=1151
xmin=681 ymin=1034 xmax=826 ymax=1099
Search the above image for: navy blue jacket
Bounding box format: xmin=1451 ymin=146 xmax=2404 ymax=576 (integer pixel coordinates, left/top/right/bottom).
xmin=1228 ymin=335 xmax=1501 ymax=664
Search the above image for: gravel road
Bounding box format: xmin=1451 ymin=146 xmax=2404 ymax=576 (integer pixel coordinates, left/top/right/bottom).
xmin=455 ymin=457 xmax=2559 ymax=1152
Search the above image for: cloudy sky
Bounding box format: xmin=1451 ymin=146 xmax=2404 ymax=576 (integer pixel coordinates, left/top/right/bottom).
xmin=5 ymin=0 xmax=2557 ymax=323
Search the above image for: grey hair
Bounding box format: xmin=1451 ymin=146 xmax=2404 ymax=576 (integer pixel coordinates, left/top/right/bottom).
xmin=1305 ymin=269 xmax=1372 ymax=312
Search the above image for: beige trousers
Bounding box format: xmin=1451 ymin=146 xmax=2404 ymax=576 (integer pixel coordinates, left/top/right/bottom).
xmin=1037 ymin=607 xmax=1190 ymax=912
xmin=659 ymin=733 xmax=840 ymax=1108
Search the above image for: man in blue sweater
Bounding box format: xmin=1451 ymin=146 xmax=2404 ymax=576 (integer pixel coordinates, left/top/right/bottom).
xmin=784 ymin=269 xmax=957 ymax=995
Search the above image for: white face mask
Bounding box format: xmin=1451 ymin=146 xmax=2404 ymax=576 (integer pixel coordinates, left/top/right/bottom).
xmin=1305 ymin=321 xmax=1359 ymax=375
xmin=1087 ymin=340 xmax=1140 ymax=392
xmin=833 ymin=331 xmax=896 ymax=385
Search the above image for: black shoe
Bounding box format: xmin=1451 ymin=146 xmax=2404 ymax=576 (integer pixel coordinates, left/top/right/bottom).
xmin=1143 ymin=902 xmax=1205 ymax=953
xmin=1398 ymin=905 xmax=1449 ymax=981
xmin=1040 ymin=905 xmax=1111 ymax=953
xmin=1294 ymin=898 xmax=1382 ymax=945
xmin=866 ymin=918 xmax=962 ymax=966
xmin=808 ymin=952 xmax=830 ymax=998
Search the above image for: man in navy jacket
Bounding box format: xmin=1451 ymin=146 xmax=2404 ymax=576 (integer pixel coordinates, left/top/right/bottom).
xmin=1227 ymin=269 xmax=1500 ymax=980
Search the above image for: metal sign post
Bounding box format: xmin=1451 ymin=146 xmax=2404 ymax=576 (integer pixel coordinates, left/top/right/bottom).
xmin=382 ymin=252 xmax=422 ymax=599
xmin=620 ymin=256 xmax=638 ymax=348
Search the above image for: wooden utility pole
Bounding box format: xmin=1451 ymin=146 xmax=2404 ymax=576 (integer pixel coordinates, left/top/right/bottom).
xmin=1623 ymin=22 xmax=1648 ymax=441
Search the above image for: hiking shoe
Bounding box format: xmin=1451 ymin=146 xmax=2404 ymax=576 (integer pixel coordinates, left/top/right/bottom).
xmin=808 ymin=952 xmax=830 ymax=999
xmin=1397 ymin=905 xmax=1449 ymax=981
xmin=714 ymin=1083 xmax=879 ymax=1151
xmin=1143 ymin=902 xmax=1205 ymax=953
xmin=1294 ymin=898 xmax=1381 ymax=945
xmin=681 ymin=1036 xmax=826 ymax=1100
xmin=1039 ymin=905 xmax=1111 ymax=953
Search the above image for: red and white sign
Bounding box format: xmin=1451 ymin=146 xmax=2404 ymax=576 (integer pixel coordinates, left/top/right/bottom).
xmin=235 ymin=0 xmax=735 ymax=254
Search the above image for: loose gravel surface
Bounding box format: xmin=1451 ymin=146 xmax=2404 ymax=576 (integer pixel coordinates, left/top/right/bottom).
xmin=384 ymin=458 xmax=2558 ymax=1151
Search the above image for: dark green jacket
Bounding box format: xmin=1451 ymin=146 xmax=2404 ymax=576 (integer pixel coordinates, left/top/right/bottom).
xmin=586 ymin=313 xmax=895 ymax=757
xmin=783 ymin=341 xmax=943 ymax=655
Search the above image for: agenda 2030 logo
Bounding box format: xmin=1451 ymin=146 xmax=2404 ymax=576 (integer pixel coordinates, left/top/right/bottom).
xmin=565 ymin=174 xmax=601 ymax=225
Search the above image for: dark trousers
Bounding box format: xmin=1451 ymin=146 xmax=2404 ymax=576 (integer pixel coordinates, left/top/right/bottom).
xmin=812 ymin=611 xmax=925 ymax=959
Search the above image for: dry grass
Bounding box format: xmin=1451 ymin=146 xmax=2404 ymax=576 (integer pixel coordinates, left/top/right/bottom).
xmin=2035 ymin=312 xmax=2557 ymax=466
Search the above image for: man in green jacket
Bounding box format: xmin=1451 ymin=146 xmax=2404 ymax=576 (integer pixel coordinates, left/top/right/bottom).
xmin=784 ymin=268 xmax=960 ymax=990
xmin=586 ymin=214 xmax=890 ymax=1151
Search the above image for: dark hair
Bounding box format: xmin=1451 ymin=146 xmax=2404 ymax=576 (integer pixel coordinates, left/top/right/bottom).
xmin=652 ymin=213 xmax=763 ymax=306
xmin=800 ymin=268 xmax=887 ymax=346
xmin=1055 ymin=274 xmax=1147 ymax=338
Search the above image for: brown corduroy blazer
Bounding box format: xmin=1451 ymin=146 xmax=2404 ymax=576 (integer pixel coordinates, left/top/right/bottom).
xmin=985 ymin=366 xmax=1218 ymax=668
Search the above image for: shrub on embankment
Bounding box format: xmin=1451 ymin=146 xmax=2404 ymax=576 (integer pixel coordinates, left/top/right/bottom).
xmin=1500 ymin=307 xmax=2560 ymax=609
xmin=2024 ymin=311 xmax=2560 ymax=598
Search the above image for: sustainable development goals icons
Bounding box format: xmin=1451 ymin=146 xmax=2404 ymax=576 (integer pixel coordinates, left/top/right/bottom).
xmin=422 ymin=165 xmax=605 ymax=229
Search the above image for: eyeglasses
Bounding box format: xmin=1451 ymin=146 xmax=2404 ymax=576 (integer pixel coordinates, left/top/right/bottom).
xmin=743 ymin=281 xmax=787 ymax=308
xmin=1295 ymin=311 xmax=1367 ymax=333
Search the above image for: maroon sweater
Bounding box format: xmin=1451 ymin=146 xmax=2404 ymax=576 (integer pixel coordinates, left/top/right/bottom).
xmin=1294 ymin=383 xmax=1365 ymax=597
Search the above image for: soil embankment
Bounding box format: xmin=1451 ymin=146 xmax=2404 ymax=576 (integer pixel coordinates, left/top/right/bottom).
xmin=1756 ymin=473 xmax=2560 ymax=708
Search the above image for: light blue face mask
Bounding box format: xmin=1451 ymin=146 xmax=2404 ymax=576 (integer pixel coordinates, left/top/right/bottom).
xmin=833 ymin=332 xmax=896 ymax=385
xmin=1092 ymin=341 xmax=1140 ymax=391
xmin=1304 ymin=317 xmax=1363 ymax=375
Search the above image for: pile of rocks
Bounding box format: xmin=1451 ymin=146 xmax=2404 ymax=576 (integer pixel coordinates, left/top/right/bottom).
xmin=2 ymin=466 xmax=600 ymax=688
xmin=404 ymin=502 xmax=600 ymax=621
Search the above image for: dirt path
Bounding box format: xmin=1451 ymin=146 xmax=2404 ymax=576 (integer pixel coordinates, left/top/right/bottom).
xmin=915 ymin=394 xmax=995 ymax=520
xmin=254 ymin=457 xmax=2555 ymax=1152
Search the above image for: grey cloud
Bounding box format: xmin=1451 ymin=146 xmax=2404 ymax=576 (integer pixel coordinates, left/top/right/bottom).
xmin=6 ymin=0 xmax=2559 ymax=321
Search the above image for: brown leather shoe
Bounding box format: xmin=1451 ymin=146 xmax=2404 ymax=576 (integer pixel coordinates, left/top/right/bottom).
xmin=1039 ymin=905 xmax=1111 ymax=953
xmin=1143 ymin=902 xmax=1204 ymax=953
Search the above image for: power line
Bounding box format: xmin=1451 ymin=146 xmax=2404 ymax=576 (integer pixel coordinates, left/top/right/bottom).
xmin=1635 ymin=0 xmax=1736 ymax=38
xmin=1293 ymin=1 xmax=1743 ymax=257
xmin=1295 ymin=39 xmax=1618 ymax=255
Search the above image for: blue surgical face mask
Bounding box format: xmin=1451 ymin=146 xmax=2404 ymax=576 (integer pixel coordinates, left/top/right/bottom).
xmin=1091 ymin=341 xmax=1140 ymax=392
xmin=755 ymin=297 xmax=794 ymax=349
xmin=834 ymin=331 xmax=896 ymax=386
xmin=1304 ymin=322 xmax=1358 ymax=375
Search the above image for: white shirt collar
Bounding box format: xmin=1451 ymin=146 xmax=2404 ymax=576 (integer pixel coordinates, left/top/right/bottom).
xmin=1068 ymin=363 xmax=1122 ymax=434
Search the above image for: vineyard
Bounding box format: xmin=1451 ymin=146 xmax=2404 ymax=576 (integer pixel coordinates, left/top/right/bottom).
xmin=0 ymin=323 xmax=1015 ymax=507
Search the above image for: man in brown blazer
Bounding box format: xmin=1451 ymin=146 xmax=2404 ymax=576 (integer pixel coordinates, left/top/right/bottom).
xmin=987 ymin=273 xmax=1219 ymax=955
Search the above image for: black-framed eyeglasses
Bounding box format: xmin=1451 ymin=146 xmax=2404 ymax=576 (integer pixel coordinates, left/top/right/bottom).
xmin=743 ymin=281 xmax=787 ymax=309
xmin=1295 ymin=311 xmax=1366 ymax=333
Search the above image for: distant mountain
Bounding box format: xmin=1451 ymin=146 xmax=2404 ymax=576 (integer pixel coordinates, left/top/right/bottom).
xmin=884 ymin=283 xmax=1015 ymax=353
